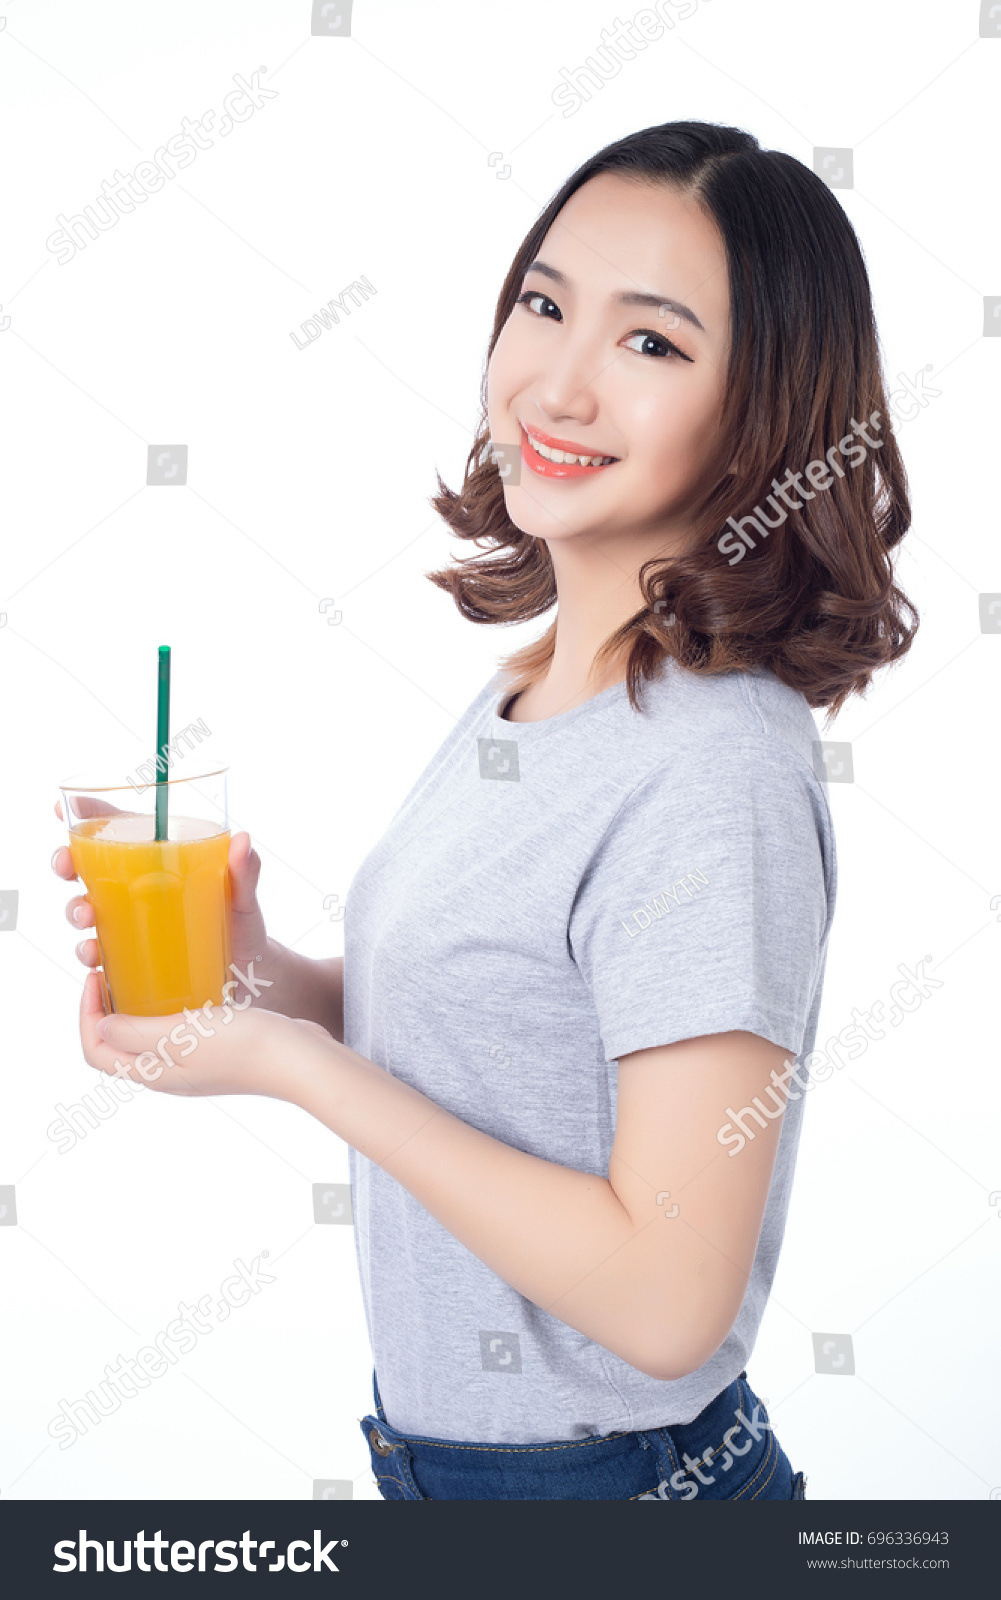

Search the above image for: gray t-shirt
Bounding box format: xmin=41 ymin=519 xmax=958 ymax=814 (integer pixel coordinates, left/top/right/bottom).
xmin=343 ymin=656 xmax=837 ymax=1443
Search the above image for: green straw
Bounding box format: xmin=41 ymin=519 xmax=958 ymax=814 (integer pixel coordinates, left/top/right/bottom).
xmin=155 ymin=645 xmax=171 ymax=841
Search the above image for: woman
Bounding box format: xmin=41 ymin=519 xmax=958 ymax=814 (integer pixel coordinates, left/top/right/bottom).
xmin=54 ymin=120 xmax=916 ymax=1500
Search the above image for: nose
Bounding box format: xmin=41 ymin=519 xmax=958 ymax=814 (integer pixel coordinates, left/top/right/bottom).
xmin=530 ymin=333 xmax=603 ymax=432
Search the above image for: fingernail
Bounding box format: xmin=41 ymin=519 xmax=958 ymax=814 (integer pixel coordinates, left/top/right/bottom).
xmin=72 ymin=906 xmax=85 ymax=925
xmin=51 ymin=849 xmax=62 ymax=870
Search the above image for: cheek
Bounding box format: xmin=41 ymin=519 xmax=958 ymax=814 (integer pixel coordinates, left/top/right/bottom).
xmin=626 ymin=382 xmax=721 ymax=487
xmin=486 ymin=324 xmax=524 ymax=417
xmin=485 ymin=365 xmax=507 ymax=443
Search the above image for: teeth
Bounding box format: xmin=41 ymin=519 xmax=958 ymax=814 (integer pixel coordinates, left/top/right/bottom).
xmin=525 ymin=431 xmax=613 ymax=467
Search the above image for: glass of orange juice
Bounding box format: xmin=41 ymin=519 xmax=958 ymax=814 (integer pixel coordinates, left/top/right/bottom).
xmin=58 ymin=766 xmax=233 ymax=1016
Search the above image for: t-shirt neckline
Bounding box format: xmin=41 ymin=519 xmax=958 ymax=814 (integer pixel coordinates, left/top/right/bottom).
xmin=491 ymin=676 xmax=630 ymax=738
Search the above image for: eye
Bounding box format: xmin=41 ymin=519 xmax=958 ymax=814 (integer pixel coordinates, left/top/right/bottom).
xmin=516 ymin=289 xmax=562 ymax=321
xmin=621 ymin=329 xmax=693 ymax=363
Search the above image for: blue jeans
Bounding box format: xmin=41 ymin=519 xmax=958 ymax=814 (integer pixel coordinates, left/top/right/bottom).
xmin=360 ymin=1370 xmax=807 ymax=1500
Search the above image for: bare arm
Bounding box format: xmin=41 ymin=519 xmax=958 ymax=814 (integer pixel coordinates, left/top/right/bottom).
xmin=218 ymin=830 xmax=345 ymax=1039
xmin=292 ymin=1026 xmax=791 ymax=1379
xmin=54 ymin=819 xmax=345 ymax=1042
xmin=254 ymin=941 xmax=344 ymax=1042
xmin=56 ymin=799 xmax=790 ymax=1374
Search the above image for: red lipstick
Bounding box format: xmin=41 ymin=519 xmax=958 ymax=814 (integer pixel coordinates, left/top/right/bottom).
xmin=519 ymin=422 xmax=618 ymax=480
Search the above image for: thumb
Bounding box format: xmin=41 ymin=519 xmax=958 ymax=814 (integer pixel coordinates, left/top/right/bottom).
xmin=228 ymin=831 xmax=262 ymax=912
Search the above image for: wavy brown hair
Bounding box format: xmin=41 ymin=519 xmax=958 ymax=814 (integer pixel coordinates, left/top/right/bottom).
xmin=426 ymin=120 xmax=917 ymax=723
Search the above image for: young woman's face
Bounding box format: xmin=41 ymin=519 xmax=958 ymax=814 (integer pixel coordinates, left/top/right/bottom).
xmin=486 ymin=172 xmax=732 ymax=552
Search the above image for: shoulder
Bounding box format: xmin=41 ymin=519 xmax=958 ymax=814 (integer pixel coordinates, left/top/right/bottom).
xmin=618 ymin=658 xmax=825 ymax=791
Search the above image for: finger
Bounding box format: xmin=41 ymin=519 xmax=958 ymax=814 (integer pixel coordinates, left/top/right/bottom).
xmin=61 ymin=795 xmax=126 ymax=824
xmin=65 ymin=896 xmax=94 ymax=929
xmin=228 ymin=831 xmax=262 ymax=910
xmin=95 ymin=1007 xmax=185 ymax=1065
xmin=75 ymin=938 xmax=102 ymax=969
xmin=81 ymin=967 xmax=108 ymax=1025
xmin=79 ymin=970 xmax=126 ymax=1072
xmin=54 ymin=799 xmax=64 ymax=821
xmin=79 ymin=977 xmax=171 ymax=1082
xmin=80 ymin=1019 xmax=144 ymax=1087
xmin=50 ymin=845 xmax=79 ymax=881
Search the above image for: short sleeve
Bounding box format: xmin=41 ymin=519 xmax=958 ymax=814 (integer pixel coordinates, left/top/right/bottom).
xmin=568 ymin=742 xmax=832 ymax=1063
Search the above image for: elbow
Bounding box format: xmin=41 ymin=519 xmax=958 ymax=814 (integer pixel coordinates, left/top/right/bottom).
xmin=626 ymin=1324 xmax=725 ymax=1384
xmin=613 ymin=1276 xmax=740 ymax=1382
xmin=630 ymin=1350 xmax=706 ymax=1384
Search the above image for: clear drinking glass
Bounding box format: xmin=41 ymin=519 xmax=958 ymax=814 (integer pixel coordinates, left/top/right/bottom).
xmin=58 ymin=765 xmax=232 ymax=1016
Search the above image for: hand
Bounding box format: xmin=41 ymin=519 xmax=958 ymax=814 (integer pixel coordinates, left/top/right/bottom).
xmin=78 ymin=968 xmax=334 ymax=1103
xmin=52 ymin=800 xmax=269 ymax=973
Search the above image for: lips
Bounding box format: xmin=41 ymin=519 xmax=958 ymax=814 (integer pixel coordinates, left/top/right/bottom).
xmin=519 ymin=422 xmax=619 ymax=480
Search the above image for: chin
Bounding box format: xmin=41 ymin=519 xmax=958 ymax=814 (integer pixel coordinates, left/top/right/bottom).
xmin=502 ymin=494 xmax=599 ymax=543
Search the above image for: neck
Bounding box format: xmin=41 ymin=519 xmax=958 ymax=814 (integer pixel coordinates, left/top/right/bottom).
xmin=537 ymin=528 xmax=671 ymax=702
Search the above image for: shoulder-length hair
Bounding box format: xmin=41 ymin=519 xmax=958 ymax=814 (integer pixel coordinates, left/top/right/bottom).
xmin=425 ymin=120 xmax=917 ymax=722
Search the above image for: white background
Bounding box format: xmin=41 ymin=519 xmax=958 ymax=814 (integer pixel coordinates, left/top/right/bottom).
xmin=1 ymin=0 xmax=999 ymax=1502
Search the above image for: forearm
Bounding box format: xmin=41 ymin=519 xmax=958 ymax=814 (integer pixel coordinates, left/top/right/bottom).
xmin=292 ymin=1037 xmax=698 ymax=1378
xmin=254 ymin=940 xmax=344 ymax=1041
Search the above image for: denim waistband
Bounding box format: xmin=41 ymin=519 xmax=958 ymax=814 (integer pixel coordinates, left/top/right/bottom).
xmin=359 ymin=1369 xmax=803 ymax=1501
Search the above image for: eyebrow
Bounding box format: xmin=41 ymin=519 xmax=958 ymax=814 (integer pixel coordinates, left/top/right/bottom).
xmin=523 ymin=258 xmax=706 ymax=332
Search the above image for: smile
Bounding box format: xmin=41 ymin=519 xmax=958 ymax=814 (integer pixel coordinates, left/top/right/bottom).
xmin=519 ymin=423 xmax=619 ymax=479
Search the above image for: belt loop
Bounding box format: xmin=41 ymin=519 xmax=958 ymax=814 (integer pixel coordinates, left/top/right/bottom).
xmin=649 ymin=1426 xmax=684 ymax=1498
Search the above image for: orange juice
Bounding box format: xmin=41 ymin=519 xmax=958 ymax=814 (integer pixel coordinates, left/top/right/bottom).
xmin=68 ymin=813 xmax=233 ymax=1016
